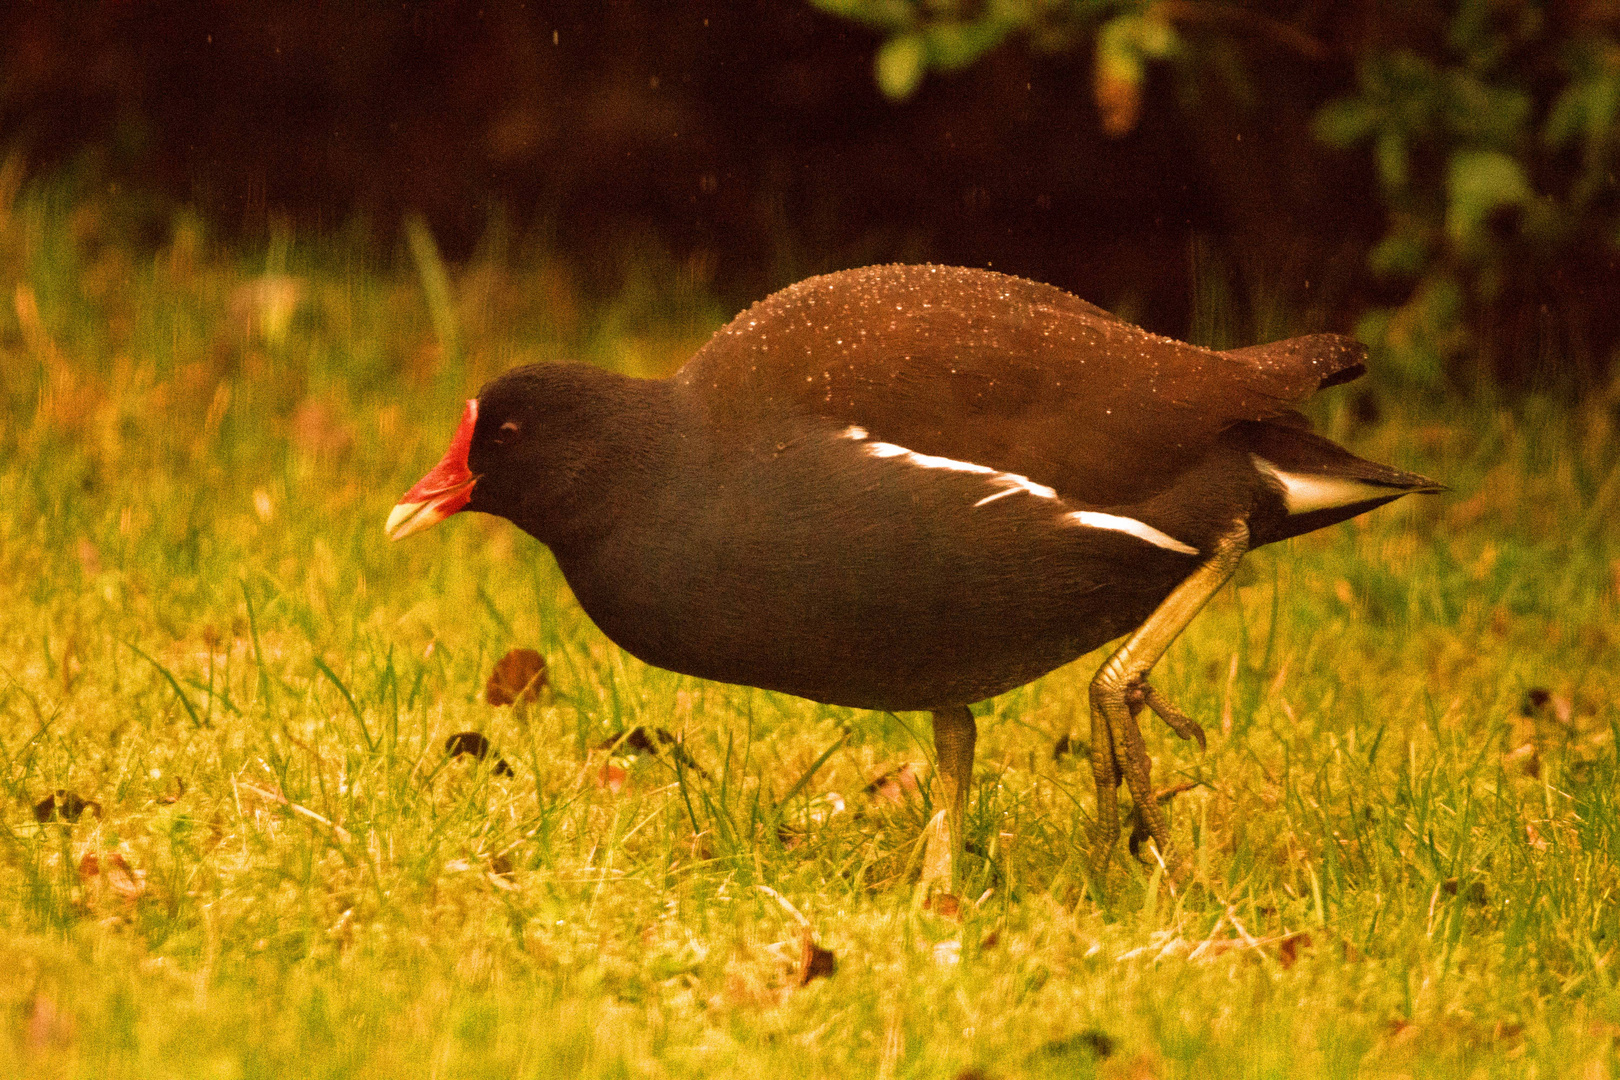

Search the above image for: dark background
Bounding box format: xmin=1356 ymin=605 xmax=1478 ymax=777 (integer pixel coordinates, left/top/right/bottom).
xmin=3 ymin=1 xmax=1614 ymax=384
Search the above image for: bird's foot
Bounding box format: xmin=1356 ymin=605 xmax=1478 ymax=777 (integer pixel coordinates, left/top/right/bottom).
xmin=1126 ymin=779 xmax=1203 ymax=864
xmin=1125 ymin=679 xmax=1206 ymax=752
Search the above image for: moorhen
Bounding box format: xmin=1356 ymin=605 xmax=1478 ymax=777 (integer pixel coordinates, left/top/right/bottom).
xmin=387 ymin=264 xmax=1441 ymax=881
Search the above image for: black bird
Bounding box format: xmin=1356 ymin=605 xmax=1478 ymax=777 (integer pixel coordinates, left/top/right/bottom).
xmin=387 ymin=264 xmax=1441 ymax=882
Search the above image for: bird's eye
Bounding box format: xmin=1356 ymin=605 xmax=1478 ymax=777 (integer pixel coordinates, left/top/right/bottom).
xmin=494 ymin=420 xmax=521 ymax=443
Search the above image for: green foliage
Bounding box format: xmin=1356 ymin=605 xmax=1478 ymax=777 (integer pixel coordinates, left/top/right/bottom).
xmin=818 ymin=0 xmax=1620 ymax=389
xmin=1314 ymin=7 xmax=1619 ymax=388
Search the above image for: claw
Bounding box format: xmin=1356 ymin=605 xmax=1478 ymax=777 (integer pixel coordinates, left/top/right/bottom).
xmin=1134 ymin=682 xmax=1207 ymax=752
xmin=1126 ymin=780 xmax=1204 ymax=862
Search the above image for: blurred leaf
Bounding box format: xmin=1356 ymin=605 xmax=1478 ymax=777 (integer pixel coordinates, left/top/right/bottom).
xmin=1545 ymin=57 xmax=1620 ymax=152
xmin=595 ymin=726 xmax=708 ymax=777
xmin=925 ymin=19 xmax=1014 ymax=72
xmin=1444 ymin=73 xmax=1532 ymax=148
xmin=1094 ymin=15 xmax=1152 ymax=137
xmin=1376 ymin=130 xmax=1409 ymax=190
xmin=1315 ymin=98 xmax=1381 ymax=149
xmin=1092 ymin=13 xmax=1182 ymax=136
xmin=34 ymin=790 xmax=101 ymax=824
xmin=1446 ymin=150 xmax=1533 ymax=245
xmin=808 ymin=0 xmax=914 ymax=32
xmin=876 ymin=33 xmax=928 ymax=99
xmin=1368 ymin=222 xmax=1433 ymax=279
xmin=486 ymin=647 xmax=546 ymax=706
xmin=798 ymin=929 xmax=837 ymax=984
xmin=444 ymin=731 xmax=516 ymax=776
xmin=1365 ymin=274 xmax=1468 ymax=389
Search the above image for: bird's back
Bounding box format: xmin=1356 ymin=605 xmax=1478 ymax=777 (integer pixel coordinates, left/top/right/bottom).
xmin=680 ymin=264 xmax=1368 ymax=507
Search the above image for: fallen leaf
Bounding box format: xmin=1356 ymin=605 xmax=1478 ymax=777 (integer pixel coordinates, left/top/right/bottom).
xmin=443 ymin=731 xmax=515 ymax=776
xmin=1277 ymin=931 xmax=1313 ymax=969
xmin=486 ymin=648 xmax=547 ymax=706
xmin=1526 ymin=821 xmax=1549 ymax=851
xmin=865 ymin=762 xmax=921 ymax=804
xmin=290 ymin=397 xmax=353 ymax=459
xmin=798 ymin=929 xmax=837 ymax=985
xmin=26 ymin=994 xmax=73 ymax=1052
xmin=34 ymin=790 xmax=101 ymax=824
xmin=81 ymin=851 xmax=146 ymax=902
xmin=1034 ymin=1029 xmax=1115 ymax=1061
xmin=1520 ymin=688 xmax=1551 ymax=716
xmin=1503 ymin=742 xmax=1540 ymax=777
xmin=105 ymin=854 xmax=145 ymax=900
xmin=596 ymin=763 xmax=627 ymax=793
xmin=595 ymin=726 xmax=707 ymax=776
xmin=1052 ymin=732 xmax=1087 ymax=760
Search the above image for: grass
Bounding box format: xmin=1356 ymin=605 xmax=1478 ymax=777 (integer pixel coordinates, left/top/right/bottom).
xmin=1 ymin=180 xmax=1618 ymax=1079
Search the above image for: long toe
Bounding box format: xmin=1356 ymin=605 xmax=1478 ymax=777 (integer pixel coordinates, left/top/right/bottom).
xmin=1131 ymin=680 xmax=1207 ymax=752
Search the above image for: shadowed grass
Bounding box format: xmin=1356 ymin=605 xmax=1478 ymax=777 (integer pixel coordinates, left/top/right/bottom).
xmin=1 ymin=181 xmax=1617 ymax=1078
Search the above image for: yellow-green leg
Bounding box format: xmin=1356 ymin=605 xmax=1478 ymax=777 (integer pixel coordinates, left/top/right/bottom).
xmin=931 ymin=705 xmax=977 ymax=892
xmin=1092 ymin=520 xmax=1250 ymax=876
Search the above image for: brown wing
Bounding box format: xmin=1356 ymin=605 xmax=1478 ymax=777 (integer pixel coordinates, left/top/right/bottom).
xmin=679 ymin=264 xmax=1366 ymax=505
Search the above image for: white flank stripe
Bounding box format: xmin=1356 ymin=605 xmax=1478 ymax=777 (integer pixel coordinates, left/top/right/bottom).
xmin=1063 ymin=511 xmax=1199 ymax=555
xmin=1251 ymin=455 xmax=1391 ymax=515
xmin=854 ymin=435 xmax=1058 ymax=504
xmin=972 ymin=487 xmax=1021 ymax=507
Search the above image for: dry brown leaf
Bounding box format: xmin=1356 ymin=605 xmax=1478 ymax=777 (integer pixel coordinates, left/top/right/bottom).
xmin=443 ymin=731 xmax=515 ymax=776
xmin=33 ymin=790 xmax=101 ymax=824
xmin=79 ymin=850 xmax=146 ymax=904
xmin=798 ymin=928 xmax=837 ymax=985
xmin=1051 ymin=732 xmax=1087 ymax=760
xmin=103 ymin=853 xmax=146 ymax=900
xmin=1034 ymin=1029 xmax=1116 ymax=1062
xmin=26 ymin=994 xmax=73 ymax=1053
xmin=597 ymin=763 xmax=627 ymax=794
xmin=1503 ymin=742 xmax=1540 ymax=777
xmin=595 ymin=726 xmax=708 ymax=776
xmin=1276 ymin=931 xmax=1313 ymax=970
xmin=865 ymin=762 xmax=921 ymax=804
xmin=486 ymin=648 xmax=547 ymax=706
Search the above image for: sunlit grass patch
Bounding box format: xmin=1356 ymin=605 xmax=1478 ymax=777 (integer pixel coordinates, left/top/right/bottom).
xmin=1 ymin=184 xmax=1617 ymax=1077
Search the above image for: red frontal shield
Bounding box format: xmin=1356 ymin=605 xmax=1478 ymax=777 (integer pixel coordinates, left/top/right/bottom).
xmin=385 ymin=399 xmax=479 ymax=540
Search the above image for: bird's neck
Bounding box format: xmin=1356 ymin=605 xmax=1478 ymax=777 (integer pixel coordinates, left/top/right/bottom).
xmin=508 ymin=368 xmax=690 ymax=551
